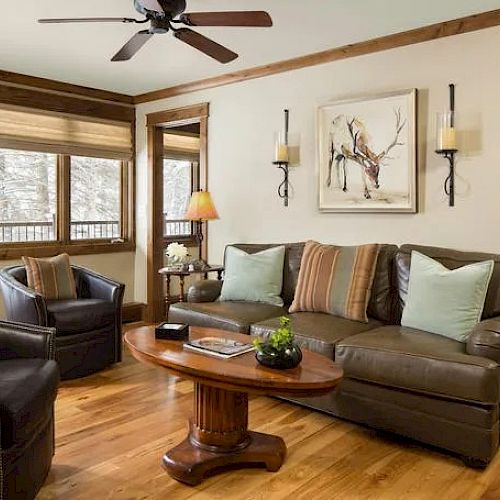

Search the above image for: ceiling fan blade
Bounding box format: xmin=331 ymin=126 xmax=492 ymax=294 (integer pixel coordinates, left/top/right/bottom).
xmin=39 ymin=17 xmax=140 ymax=24
xmin=180 ymin=11 xmax=273 ymax=27
xmin=174 ymin=28 xmax=238 ymax=63
xmin=111 ymin=30 xmax=153 ymax=62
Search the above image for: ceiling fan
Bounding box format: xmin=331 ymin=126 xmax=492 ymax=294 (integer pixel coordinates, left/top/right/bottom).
xmin=38 ymin=0 xmax=273 ymax=64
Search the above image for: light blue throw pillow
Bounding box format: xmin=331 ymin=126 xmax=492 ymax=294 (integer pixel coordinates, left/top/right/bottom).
xmin=219 ymin=246 xmax=286 ymax=307
xmin=401 ymin=251 xmax=494 ymax=342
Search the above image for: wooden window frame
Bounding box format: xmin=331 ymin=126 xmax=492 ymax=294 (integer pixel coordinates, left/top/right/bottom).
xmin=0 ymin=151 xmax=135 ymax=260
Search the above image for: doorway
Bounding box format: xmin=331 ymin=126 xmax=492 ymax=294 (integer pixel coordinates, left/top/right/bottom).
xmin=146 ymin=103 xmax=209 ymax=323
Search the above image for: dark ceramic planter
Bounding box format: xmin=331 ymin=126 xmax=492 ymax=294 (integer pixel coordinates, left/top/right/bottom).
xmin=255 ymin=344 xmax=303 ymax=370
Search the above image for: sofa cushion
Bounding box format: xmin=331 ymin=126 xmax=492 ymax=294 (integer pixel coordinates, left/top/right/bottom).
xmin=397 ymin=244 xmax=500 ymax=319
xmin=23 ymin=253 xmax=77 ymax=300
xmin=401 ymin=252 xmax=493 ymax=342
xmin=0 ymin=358 xmax=59 ymax=448
xmin=47 ymin=298 xmax=115 ymax=335
xmin=367 ymin=244 xmax=400 ymax=324
xmin=228 ymin=243 xmax=305 ymax=306
xmin=220 ymin=246 xmax=286 ymax=306
xmin=336 ymin=326 xmax=500 ymax=404
xmin=251 ymin=312 xmax=383 ymax=359
xmin=168 ymin=301 xmax=286 ymax=334
xmin=289 ymin=241 xmax=380 ymax=322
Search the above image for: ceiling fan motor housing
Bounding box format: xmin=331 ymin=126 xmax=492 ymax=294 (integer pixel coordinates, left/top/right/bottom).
xmin=149 ymin=18 xmax=170 ymax=34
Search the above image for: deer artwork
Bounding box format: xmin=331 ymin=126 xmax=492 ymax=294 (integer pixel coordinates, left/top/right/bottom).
xmin=326 ymin=109 xmax=406 ymax=200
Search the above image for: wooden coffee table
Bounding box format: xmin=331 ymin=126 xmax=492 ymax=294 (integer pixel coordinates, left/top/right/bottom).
xmin=125 ymin=325 xmax=343 ymax=486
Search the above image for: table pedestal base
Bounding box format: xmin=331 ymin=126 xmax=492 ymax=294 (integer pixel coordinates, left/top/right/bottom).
xmin=162 ymin=383 xmax=286 ymax=486
xmin=163 ymin=431 xmax=286 ymax=486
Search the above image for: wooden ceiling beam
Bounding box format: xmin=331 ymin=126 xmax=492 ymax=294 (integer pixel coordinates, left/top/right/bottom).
xmin=134 ymin=8 xmax=500 ymax=104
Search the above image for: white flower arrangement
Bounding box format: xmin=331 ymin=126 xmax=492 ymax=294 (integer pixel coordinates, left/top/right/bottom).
xmin=166 ymin=242 xmax=189 ymax=265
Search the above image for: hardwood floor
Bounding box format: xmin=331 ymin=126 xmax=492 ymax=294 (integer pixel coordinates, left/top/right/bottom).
xmin=39 ymin=328 xmax=500 ymax=500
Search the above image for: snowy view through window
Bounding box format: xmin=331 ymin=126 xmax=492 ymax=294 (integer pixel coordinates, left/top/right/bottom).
xmin=0 ymin=149 xmax=122 ymax=242
xmin=163 ymin=159 xmax=193 ymax=237
xmin=0 ymin=148 xmax=57 ymax=242
xmin=70 ymin=156 xmax=121 ymax=240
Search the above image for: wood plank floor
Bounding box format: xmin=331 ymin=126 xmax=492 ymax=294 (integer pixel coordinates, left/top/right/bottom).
xmin=38 ymin=328 xmax=500 ymax=500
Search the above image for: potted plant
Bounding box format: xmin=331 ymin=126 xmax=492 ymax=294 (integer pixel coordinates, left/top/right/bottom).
xmin=253 ymin=317 xmax=303 ymax=370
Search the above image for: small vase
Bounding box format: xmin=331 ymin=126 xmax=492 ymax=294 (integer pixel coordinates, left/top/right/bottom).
xmin=256 ymin=344 xmax=303 ymax=370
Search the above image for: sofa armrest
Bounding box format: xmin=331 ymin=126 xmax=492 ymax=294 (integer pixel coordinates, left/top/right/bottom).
xmin=0 ymin=321 xmax=56 ymax=361
xmin=73 ymin=266 xmax=125 ymax=306
xmin=0 ymin=269 xmax=48 ymax=325
xmin=467 ymin=317 xmax=500 ymax=363
xmin=187 ymin=280 xmax=223 ymax=303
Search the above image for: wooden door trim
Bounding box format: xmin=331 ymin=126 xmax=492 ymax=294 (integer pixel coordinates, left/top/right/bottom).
xmin=146 ymin=103 xmax=209 ymax=323
xmin=146 ymin=103 xmax=209 ymax=127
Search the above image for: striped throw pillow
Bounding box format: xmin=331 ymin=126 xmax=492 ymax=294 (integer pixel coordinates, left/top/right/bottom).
xmin=289 ymin=241 xmax=380 ymax=322
xmin=23 ymin=253 xmax=77 ymax=300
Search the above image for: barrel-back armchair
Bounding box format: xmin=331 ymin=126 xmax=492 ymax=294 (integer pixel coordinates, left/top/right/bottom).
xmin=0 ymin=265 xmax=124 ymax=380
xmin=0 ymin=320 xmax=59 ymax=499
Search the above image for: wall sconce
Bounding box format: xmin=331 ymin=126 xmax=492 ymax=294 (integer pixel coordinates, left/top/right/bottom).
xmin=273 ymin=109 xmax=290 ymax=207
xmin=435 ymin=84 xmax=458 ymax=207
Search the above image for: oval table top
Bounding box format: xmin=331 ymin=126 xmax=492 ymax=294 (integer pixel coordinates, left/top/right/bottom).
xmin=125 ymin=326 xmax=343 ymax=397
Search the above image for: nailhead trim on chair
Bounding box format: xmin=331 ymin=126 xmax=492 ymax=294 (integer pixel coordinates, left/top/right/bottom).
xmin=0 ymin=423 xmax=4 ymax=500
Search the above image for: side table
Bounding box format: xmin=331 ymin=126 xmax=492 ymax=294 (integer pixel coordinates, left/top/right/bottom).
xmin=159 ymin=265 xmax=224 ymax=317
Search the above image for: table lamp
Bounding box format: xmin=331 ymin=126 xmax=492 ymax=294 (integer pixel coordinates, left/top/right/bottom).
xmin=185 ymin=191 xmax=219 ymax=248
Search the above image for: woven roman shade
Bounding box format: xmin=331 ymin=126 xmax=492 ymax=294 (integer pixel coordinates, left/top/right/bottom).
xmin=164 ymin=132 xmax=200 ymax=157
xmin=0 ymin=105 xmax=133 ymax=159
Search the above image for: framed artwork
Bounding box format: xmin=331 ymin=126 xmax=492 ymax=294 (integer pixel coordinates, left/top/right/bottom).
xmin=318 ymin=89 xmax=417 ymax=213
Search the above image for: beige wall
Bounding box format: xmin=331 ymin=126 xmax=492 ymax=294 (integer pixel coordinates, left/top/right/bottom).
xmin=0 ymin=252 xmax=135 ymax=318
xmin=134 ymin=27 xmax=500 ymax=303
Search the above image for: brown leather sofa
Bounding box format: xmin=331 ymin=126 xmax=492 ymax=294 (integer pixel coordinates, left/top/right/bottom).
xmin=0 ymin=265 xmax=125 ymax=380
xmin=0 ymin=321 xmax=59 ymax=499
xmin=169 ymin=243 xmax=500 ymax=466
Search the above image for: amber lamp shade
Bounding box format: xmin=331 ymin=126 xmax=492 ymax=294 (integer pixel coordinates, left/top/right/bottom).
xmin=185 ymin=191 xmax=219 ymax=221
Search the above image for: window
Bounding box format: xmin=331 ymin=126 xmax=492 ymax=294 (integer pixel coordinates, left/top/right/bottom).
xmin=0 ymin=148 xmax=133 ymax=257
xmin=163 ymin=159 xmax=196 ymax=239
xmin=0 ymin=103 xmax=134 ymax=257
xmin=70 ymin=156 xmax=122 ymax=241
xmin=0 ymin=148 xmax=57 ymax=243
xmin=163 ymin=126 xmax=201 ymax=243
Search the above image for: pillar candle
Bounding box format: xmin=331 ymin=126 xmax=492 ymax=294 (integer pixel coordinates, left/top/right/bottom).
xmin=439 ymin=127 xmax=457 ymax=150
xmin=275 ymin=144 xmax=289 ymax=163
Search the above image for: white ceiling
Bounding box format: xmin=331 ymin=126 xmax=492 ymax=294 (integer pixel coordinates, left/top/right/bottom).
xmin=1 ymin=0 xmax=500 ymax=96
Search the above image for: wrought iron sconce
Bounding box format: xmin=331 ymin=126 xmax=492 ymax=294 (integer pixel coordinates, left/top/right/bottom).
xmin=273 ymin=109 xmax=290 ymax=207
xmin=435 ymin=84 xmax=458 ymax=207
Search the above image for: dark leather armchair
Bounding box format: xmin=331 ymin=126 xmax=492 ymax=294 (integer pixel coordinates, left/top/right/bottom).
xmin=0 ymin=265 xmax=125 ymax=380
xmin=0 ymin=320 xmax=59 ymax=500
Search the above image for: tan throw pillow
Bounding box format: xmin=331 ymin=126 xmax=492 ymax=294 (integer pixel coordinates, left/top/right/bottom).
xmin=289 ymin=241 xmax=380 ymax=322
xmin=23 ymin=253 xmax=77 ymax=300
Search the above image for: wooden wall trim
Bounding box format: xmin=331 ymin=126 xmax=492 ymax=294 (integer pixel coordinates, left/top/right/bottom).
xmin=5 ymin=8 xmax=500 ymax=108
xmin=122 ymin=302 xmax=146 ymax=323
xmin=134 ymin=8 xmax=500 ymax=104
xmin=0 ymin=84 xmax=135 ymax=123
xmin=0 ymin=69 xmax=134 ymax=105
